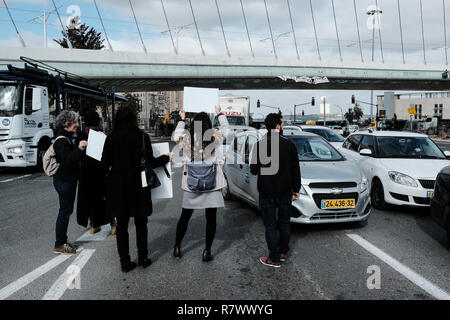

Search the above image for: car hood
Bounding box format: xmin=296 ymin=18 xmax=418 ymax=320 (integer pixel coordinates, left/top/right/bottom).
xmin=379 ymin=158 xmax=450 ymax=179
xmin=300 ymin=160 xmax=362 ymax=183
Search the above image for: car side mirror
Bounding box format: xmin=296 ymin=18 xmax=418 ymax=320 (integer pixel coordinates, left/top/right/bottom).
xmin=444 ymin=150 xmax=450 ymax=159
xmin=360 ymin=149 xmax=372 ymax=157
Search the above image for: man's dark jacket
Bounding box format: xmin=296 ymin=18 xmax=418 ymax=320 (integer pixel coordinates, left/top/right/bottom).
xmin=250 ymin=132 xmax=301 ymax=197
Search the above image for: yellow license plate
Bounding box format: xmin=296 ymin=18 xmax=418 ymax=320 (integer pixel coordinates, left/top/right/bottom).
xmin=427 ymin=191 xmax=434 ymax=198
xmin=321 ymin=199 xmax=356 ymax=209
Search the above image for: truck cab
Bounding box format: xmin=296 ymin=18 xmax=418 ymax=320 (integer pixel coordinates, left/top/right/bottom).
xmin=0 ymin=82 xmax=53 ymax=167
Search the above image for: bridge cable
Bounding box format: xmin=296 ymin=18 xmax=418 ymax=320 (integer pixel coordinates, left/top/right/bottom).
xmin=375 ymin=0 xmax=384 ymax=63
xmin=188 ymin=0 xmax=205 ymax=56
xmin=309 ymin=0 xmax=321 ymax=61
xmin=93 ymin=0 xmax=113 ymax=51
xmin=160 ymin=0 xmax=177 ymax=54
xmin=286 ymin=0 xmax=300 ymax=60
xmin=51 ymin=0 xmax=73 ymax=49
xmin=240 ymin=0 xmax=254 ymax=58
xmin=331 ymin=0 xmax=342 ymax=62
xmin=444 ymin=0 xmax=448 ymax=65
xmin=397 ymin=0 xmax=405 ymax=64
xmin=214 ymin=0 xmax=231 ymax=57
xmin=129 ymin=0 xmax=147 ymax=54
xmin=263 ymin=0 xmax=277 ymax=59
xmin=353 ymin=0 xmax=363 ymax=63
xmin=419 ymin=0 xmax=426 ymax=65
xmin=2 ymin=0 xmax=25 ymax=47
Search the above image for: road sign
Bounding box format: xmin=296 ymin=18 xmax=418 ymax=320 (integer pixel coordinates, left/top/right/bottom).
xmin=408 ymin=105 xmax=416 ymax=115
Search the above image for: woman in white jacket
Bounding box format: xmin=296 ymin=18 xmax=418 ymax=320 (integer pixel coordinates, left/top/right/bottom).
xmin=172 ymin=106 xmax=229 ymax=262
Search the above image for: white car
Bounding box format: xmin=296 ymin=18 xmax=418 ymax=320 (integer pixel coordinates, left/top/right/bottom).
xmin=300 ymin=125 xmax=345 ymax=150
xmin=283 ymin=125 xmax=303 ymax=136
xmin=340 ymin=130 xmax=450 ymax=209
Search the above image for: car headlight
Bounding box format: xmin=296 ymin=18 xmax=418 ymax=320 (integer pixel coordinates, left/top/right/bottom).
xmin=361 ymin=177 xmax=368 ymax=192
xmin=8 ymin=147 xmax=22 ymax=154
xmin=388 ymin=171 xmax=418 ymax=187
xmin=300 ymin=185 xmax=307 ymax=195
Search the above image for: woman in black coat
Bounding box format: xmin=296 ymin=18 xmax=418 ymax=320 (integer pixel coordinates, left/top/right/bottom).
xmin=101 ymin=107 xmax=171 ymax=272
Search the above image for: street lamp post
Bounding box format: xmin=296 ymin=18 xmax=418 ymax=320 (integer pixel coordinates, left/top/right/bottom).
xmin=367 ymin=8 xmax=383 ymax=122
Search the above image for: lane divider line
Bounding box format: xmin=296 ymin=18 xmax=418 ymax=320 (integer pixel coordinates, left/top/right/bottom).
xmin=0 ymin=254 xmax=72 ymax=300
xmin=0 ymin=174 xmax=32 ymax=183
xmin=76 ymin=224 xmax=111 ymax=242
xmin=42 ymin=249 xmax=96 ymax=300
xmin=347 ymin=234 xmax=450 ymax=300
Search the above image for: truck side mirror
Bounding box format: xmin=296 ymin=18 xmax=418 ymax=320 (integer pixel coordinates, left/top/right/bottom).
xmin=24 ymin=87 xmax=42 ymax=115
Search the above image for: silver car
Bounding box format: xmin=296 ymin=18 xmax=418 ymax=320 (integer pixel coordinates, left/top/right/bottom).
xmin=222 ymin=131 xmax=371 ymax=225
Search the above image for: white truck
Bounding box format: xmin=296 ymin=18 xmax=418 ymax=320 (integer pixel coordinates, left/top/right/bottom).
xmin=0 ymin=59 xmax=121 ymax=169
xmin=215 ymin=95 xmax=250 ymax=127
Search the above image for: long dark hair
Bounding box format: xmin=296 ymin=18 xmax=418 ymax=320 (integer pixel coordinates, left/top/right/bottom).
xmin=113 ymin=107 xmax=138 ymax=131
xmin=189 ymin=112 xmax=215 ymax=154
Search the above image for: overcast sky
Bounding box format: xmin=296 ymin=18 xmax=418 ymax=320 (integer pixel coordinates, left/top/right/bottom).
xmin=1 ymin=0 xmax=450 ymax=116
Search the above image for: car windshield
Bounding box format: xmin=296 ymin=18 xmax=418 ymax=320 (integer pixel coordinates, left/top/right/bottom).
xmin=302 ymin=128 xmax=345 ymax=142
xmin=0 ymin=85 xmax=20 ymax=117
xmin=289 ymin=137 xmax=344 ymax=161
xmin=377 ymin=136 xmax=446 ymax=159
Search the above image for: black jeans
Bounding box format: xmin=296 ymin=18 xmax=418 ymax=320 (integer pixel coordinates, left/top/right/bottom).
xmin=175 ymin=208 xmax=217 ymax=251
xmin=116 ymin=216 xmax=148 ymax=265
xmin=259 ymin=195 xmax=292 ymax=263
xmin=53 ymin=179 xmax=78 ymax=248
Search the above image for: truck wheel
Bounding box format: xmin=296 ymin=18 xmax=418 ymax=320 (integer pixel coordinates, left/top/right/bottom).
xmin=371 ymin=179 xmax=387 ymax=210
xmin=222 ymin=175 xmax=232 ymax=201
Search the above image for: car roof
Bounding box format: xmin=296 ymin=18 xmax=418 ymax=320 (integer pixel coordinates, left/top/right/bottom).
xmin=300 ymin=125 xmax=333 ymax=130
xmin=234 ymin=130 xmax=318 ymax=139
xmin=349 ymin=130 xmax=428 ymax=138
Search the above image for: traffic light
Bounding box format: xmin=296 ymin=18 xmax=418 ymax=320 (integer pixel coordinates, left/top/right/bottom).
xmin=302 ymin=110 xmax=305 ymax=116
xmin=257 ymin=99 xmax=260 ymax=108
xmin=311 ymin=97 xmax=315 ymax=106
xmin=351 ymin=95 xmax=355 ymax=104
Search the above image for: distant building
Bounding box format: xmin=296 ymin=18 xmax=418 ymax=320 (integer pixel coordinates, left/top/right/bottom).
xmin=377 ymin=91 xmax=450 ymax=120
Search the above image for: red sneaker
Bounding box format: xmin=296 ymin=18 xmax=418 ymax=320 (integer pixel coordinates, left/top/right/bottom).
xmin=280 ymin=254 xmax=288 ymax=262
xmin=259 ymin=257 xmax=281 ymax=268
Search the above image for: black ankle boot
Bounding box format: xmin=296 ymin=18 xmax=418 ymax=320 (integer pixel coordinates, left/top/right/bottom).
xmin=173 ymin=245 xmax=181 ymax=258
xmin=121 ymin=261 xmax=137 ymax=273
xmin=138 ymin=257 xmax=152 ymax=268
xmin=202 ymin=249 xmax=213 ymax=262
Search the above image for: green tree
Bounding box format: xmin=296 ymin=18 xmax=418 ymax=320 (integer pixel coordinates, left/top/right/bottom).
xmin=345 ymin=105 xmax=364 ymax=123
xmin=119 ymin=93 xmax=142 ymax=116
xmin=54 ymin=23 xmax=105 ymax=49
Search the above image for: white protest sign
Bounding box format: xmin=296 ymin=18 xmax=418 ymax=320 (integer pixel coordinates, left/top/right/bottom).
xmin=151 ymin=142 xmax=173 ymax=199
xmin=183 ymin=87 xmax=219 ymax=113
xmin=86 ymin=129 xmax=107 ymax=161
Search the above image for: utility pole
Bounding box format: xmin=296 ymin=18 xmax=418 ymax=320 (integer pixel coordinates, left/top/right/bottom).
xmin=28 ymin=6 xmax=62 ymax=48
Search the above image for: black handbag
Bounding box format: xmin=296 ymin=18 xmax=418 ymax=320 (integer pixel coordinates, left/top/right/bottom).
xmin=141 ymin=134 xmax=161 ymax=189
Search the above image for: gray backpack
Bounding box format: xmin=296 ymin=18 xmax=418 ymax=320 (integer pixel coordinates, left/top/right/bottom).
xmin=42 ymin=136 xmax=69 ymax=177
xmin=186 ymin=161 xmax=217 ymax=192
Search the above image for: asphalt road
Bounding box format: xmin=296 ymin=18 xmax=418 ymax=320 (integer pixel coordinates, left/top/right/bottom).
xmin=0 ymin=141 xmax=449 ymax=301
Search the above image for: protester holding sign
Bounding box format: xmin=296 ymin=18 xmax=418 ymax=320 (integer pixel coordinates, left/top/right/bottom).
xmin=101 ymin=107 xmax=172 ymax=273
xmin=77 ymin=110 xmax=116 ymax=236
xmin=171 ymin=105 xmax=229 ymax=262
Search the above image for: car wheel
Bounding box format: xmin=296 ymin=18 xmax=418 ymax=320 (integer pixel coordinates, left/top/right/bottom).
xmin=222 ymin=174 xmax=232 ymax=201
xmin=371 ymin=179 xmax=387 ymax=210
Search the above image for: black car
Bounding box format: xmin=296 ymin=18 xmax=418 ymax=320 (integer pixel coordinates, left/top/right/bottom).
xmin=430 ymin=166 xmax=450 ymax=246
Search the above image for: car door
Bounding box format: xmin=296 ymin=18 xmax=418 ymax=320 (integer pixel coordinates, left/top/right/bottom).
xmin=225 ymin=134 xmax=246 ymax=196
xmin=358 ymin=135 xmax=377 ymax=182
xmin=342 ymin=134 xmax=363 ymax=161
xmin=237 ymin=133 xmax=259 ymax=205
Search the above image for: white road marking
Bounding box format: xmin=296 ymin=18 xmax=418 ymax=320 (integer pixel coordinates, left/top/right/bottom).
xmin=76 ymin=224 xmax=111 ymax=242
xmin=347 ymin=234 xmax=450 ymax=300
xmin=0 ymin=254 xmax=72 ymax=300
xmin=0 ymin=174 xmax=32 ymax=183
xmin=42 ymin=249 xmax=96 ymax=300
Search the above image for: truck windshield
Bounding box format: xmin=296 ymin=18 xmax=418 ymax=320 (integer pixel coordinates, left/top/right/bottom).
xmin=226 ymin=116 xmax=245 ymax=126
xmin=0 ymin=85 xmax=20 ymax=117
xmin=377 ymin=136 xmax=446 ymax=159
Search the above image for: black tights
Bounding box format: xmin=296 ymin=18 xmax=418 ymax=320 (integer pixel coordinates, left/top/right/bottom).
xmin=175 ymin=208 xmax=217 ymax=251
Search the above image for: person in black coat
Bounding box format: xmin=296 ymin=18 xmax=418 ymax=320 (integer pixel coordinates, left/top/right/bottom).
xmin=101 ymin=107 xmax=172 ymax=272
xmin=52 ymin=110 xmax=88 ymax=255
xmin=76 ymin=110 xmax=116 ymax=235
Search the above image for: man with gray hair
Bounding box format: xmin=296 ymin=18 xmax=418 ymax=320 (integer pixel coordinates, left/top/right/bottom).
xmin=52 ymin=110 xmax=88 ymax=254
